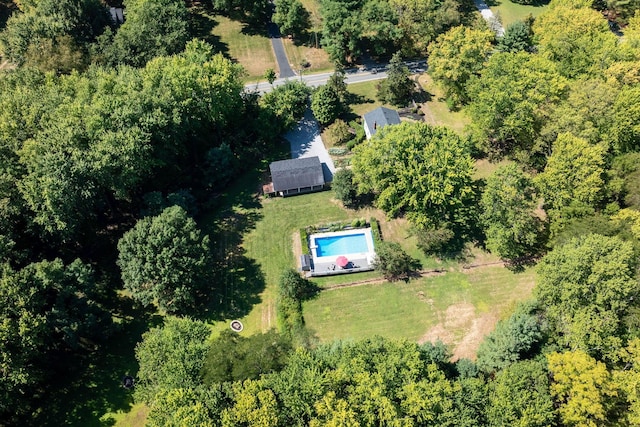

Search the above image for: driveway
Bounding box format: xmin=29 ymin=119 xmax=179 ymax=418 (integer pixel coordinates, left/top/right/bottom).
xmin=284 ymin=109 xmax=336 ymax=183
xmin=268 ymin=23 xmax=296 ymax=79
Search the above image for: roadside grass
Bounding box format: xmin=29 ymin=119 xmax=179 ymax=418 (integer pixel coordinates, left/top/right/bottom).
xmin=345 ymin=80 xmax=391 ymax=117
xmin=417 ymin=74 xmax=470 ymax=134
xmin=283 ymin=39 xmax=334 ymax=74
xmin=196 ymin=12 xmax=277 ymax=81
xmin=487 ymin=0 xmax=550 ymax=26
xmin=303 ymin=266 xmax=536 ymax=344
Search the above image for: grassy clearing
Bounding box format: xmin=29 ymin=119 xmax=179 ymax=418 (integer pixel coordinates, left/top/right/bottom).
xmin=303 ymin=266 xmax=536 ymax=348
xmin=474 ymin=158 xmax=514 ymax=181
xmin=197 ymin=13 xmax=276 ymax=81
xmin=417 ymin=74 xmax=470 ymax=134
xmin=345 ymin=80 xmax=391 ymax=117
xmin=487 ymin=0 xmax=550 ymax=26
xmin=111 ymin=404 xmax=149 ymax=427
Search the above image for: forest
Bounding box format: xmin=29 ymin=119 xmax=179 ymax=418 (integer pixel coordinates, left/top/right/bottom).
xmin=2 ymin=0 xmax=640 ymax=425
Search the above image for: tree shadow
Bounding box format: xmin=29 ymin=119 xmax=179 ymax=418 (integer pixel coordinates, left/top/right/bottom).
xmin=34 ymin=301 xmax=163 ymax=427
xmin=194 ymin=169 xmax=268 ymax=321
xmin=188 ymin=7 xmax=230 ymax=58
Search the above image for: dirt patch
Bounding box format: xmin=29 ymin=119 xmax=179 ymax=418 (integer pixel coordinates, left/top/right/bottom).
xmin=292 ymin=231 xmax=302 ymax=269
xmin=452 ymin=313 xmax=499 ymax=361
xmin=418 ymin=302 xmax=499 ymax=361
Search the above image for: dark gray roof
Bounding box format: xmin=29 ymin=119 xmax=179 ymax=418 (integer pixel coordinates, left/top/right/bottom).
xmin=270 ymin=157 xmax=325 ymax=192
xmin=363 ymin=107 xmax=401 ymax=137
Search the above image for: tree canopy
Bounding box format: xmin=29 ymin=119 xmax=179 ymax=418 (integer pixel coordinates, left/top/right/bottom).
xmin=352 ymin=122 xmax=475 ymax=229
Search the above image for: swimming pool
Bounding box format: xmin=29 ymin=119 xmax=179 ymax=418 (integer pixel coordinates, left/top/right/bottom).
xmin=315 ymin=233 xmax=369 ymax=257
xmin=308 ymin=228 xmax=376 ymax=275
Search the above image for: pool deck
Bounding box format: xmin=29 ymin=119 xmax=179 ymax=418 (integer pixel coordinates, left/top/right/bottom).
xmin=307 ymin=227 xmax=376 ymax=277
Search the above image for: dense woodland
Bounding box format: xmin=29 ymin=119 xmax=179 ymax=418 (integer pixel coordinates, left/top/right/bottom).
xmin=2 ymin=0 xmax=640 ymax=425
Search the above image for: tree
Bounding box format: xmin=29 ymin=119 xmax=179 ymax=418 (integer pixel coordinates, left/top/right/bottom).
xmin=117 ymin=206 xmax=213 ymax=314
xmin=278 ymin=268 xmax=318 ymax=301
xmin=536 ymin=133 xmax=607 ymax=214
xmin=486 ymin=359 xmax=556 ymax=427
xmin=391 ymin=0 xmax=462 ymax=56
xmin=311 ymin=84 xmax=342 ymax=126
xmin=532 ymin=0 xmax=618 ymax=79
xmin=427 ymin=26 xmax=494 ymax=106
xmin=466 ymin=51 xmax=567 ymax=161
xmin=497 ymin=20 xmax=532 ymax=52
xmin=0 ymin=259 xmax=111 ymax=423
xmin=320 ymin=0 xmax=363 ymax=63
xmin=476 ymin=301 xmax=546 ymax=372
xmin=352 ymin=122 xmax=475 ymax=230
xmin=260 ymin=80 xmax=311 ymax=131
xmin=201 ymin=329 xmax=292 ymax=384
xmin=97 ymin=0 xmax=189 ymax=67
xmin=376 ymin=52 xmax=414 ymax=106
xmin=535 ymin=234 xmax=638 ymax=360
xmin=540 ymin=78 xmax=617 ymax=149
xmin=0 ymin=0 xmax=109 ymax=67
xmin=264 ymin=68 xmax=277 ymax=85
xmin=372 ymin=241 xmax=421 ymax=281
xmin=332 ymin=168 xmax=358 ymax=208
xmin=480 ymin=164 xmax=545 ymax=260
xmin=547 ymin=350 xmax=618 ymax=427
xmin=146 ymin=387 xmax=222 ymax=427
xmin=611 ymin=86 xmax=640 ymax=153
xmin=273 ymin=0 xmax=311 ymax=39
xmin=134 ymin=317 xmax=211 ymax=404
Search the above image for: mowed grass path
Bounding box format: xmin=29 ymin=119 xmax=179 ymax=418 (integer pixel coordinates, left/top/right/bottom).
xmin=303 ymin=266 xmax=536 ymax=352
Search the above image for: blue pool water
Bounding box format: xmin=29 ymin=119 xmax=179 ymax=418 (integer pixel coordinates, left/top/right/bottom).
xmin=315 ymin=233 xmax=369 ymax=257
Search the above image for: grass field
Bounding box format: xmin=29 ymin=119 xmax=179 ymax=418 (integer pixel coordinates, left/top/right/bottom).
xmin=487 ymin=0 xmax=550 ymax=26
xmin=193 ymin=11 xmax=277 ymax=81
xmin=417 ymin=74 xmax=471 ymax=134
xmin=345 ymin=80 xmax=393 ymax=117
xmin=303 ymin=266 xmax=536 ymax=359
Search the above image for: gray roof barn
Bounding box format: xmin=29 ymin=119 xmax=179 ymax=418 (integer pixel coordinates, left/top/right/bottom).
xmin=363 ymin=107 xmax=401 ymax=139
xmin=270 ymin=157 xmax=325 ymax=195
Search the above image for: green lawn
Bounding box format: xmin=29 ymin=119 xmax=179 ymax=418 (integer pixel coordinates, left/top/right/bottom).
xmin=417 ymin=74 xmax=470 ymax=134
xmin=487 ymin=0 xmax=550 ymax=27
xmin=192 ymin=11 xmax=277 ymax=81
xmin=303 ymin=266 xmax=536 ymax=353
xmin=345 ymin=80 xmax=392 ymax=117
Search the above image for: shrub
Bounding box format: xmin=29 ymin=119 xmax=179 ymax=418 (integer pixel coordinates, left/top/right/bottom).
xmin=327 ymin=119 xmax=353 ymax=145
xmin=328 ymin=147 xmax=349 ymax=156
xmin=333 ymin=168 xmax=358 ymax=208
xmin=300 ymin=228 xmax=309 ymax=255
xmin=373 ymin=241 xmax=421 ymax=281
xmin=370 ymin=217 xmax=382 ymax=243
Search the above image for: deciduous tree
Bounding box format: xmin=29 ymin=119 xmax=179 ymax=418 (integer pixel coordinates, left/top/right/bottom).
xmin=480 ymin=164 xmax=545 ymax=260
xmin=536 ymin=133 xmax=606 ymax=214
xmin=535 ymin=234 xmax=638 ymax=360
xmin=548 ymin=350 xmax=618 ymax=427
xmin=352 ymin=122 xmax=475 ymax=229
xmin=134 ymin=317 xmax=211 ymax=404
xmin=117 ymin=206 xmax=213 ymax=314
xmin=428 ymin=26 xmax=494 ymax=106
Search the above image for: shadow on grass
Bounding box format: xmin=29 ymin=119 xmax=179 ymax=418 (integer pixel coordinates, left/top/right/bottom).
xmin=34 ymin=300 xmax=162 ymax=427
xmin=188 ymin=7 xmax=230 ymax=58
xmin=194 ymin=165 xmax=277 ymax=320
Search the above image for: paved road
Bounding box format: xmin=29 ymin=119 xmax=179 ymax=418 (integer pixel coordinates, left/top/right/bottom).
xmin=246 ymin=60 xmax=427 ymax=94
xmin=473 ymin=0 xmax=505 ymax=36
xmin=267 ymin=23 xmax=295 ymax=79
